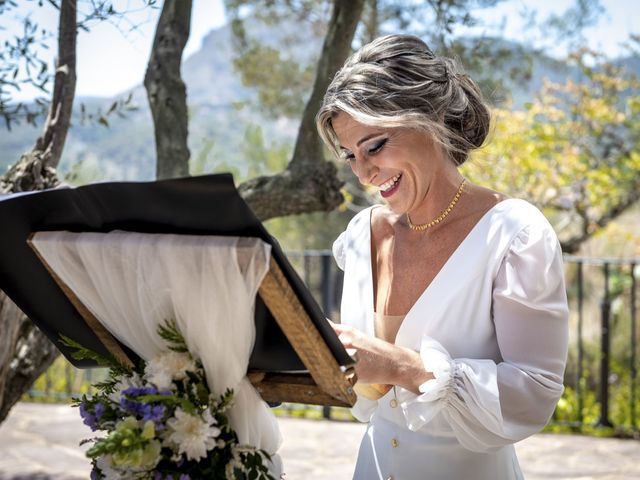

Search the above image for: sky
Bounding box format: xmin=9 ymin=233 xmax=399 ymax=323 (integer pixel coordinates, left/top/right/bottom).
xmin=2 ymin=0 xmax=637 ymax=102
xmin=469 ymin=0 xmax=637 ymax=56
xmin=4 ymin=0 xmax=226 ymax=101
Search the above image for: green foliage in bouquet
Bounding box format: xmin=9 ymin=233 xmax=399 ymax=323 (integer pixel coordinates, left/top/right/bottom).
xmin=61 ymin=320 xmax=275 ymax=479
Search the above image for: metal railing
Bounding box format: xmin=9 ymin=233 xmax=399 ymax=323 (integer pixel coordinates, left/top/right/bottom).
xmin=27 ymin=252 xmax=640 ymax=432
xmin=561 ymin=256 xmax=638 ymax=432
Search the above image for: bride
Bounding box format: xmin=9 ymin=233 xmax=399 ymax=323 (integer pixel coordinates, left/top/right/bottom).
xmin=317 ymin=34 xmax=568 ymax=480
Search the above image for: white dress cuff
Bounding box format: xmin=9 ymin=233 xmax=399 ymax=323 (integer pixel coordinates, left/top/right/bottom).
xmin=399 ymin=337 xmax=503 ymax=442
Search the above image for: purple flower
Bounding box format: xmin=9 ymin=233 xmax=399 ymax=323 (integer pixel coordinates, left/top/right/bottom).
xmin=144 ymin=404 xmax=166 ymax=423
xmin=122 ymin=386 xmax=159 ymax=396
xmin=79 ymin=402 xmax=98 ymax=431
xmin=179 ymin=475 xmax=190 ymax=480
xmin=119 ymin=396 xmax=166 ymax=428
xmin=93 ymin=402 xmax=106 ymax=420
xmin=120 ymin=398 xmax=149 ymax=418
xmin=90 ymin=468 xmax=99 ymax=480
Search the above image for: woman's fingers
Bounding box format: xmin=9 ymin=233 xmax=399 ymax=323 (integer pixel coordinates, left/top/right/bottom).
xmin=330 ymin=322 xmax=353 ymax=338
xmin=330 ymin=322 xmax=348 ymax=333
xmin=328 ymin=322 xmax=360 ymax=349
xmin=326 ymin=321 xmax=359 ymax=359
xmin=338 ymin=331 xmax=355 ymax=347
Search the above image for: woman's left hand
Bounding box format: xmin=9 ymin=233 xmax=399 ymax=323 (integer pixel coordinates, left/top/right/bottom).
xmin=330 ymin=322 xmax=434 ymax=392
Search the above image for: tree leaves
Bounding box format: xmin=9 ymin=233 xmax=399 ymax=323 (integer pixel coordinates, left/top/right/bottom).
xmin=0 ymin=1 xmax=150 ymax=130
xmin=78 ymin=92 xmax=139 ymax=127
xmin=463 ymin=47 xmax=640 ymax=252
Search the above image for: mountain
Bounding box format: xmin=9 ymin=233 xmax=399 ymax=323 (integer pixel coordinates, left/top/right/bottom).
xmin=0 ymin=20 xmax=321 ymax=182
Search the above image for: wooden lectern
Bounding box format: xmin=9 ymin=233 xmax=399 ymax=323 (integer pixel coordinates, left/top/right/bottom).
xmin=0 ymin=174 xmax=357 ymax=407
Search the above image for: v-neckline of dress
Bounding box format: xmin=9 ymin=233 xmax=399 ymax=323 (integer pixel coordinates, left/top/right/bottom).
xmin=367 ymin=199 xmax=516 ymax=343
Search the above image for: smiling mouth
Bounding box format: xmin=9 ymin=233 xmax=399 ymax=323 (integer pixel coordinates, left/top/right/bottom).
xmin=379 ymin=174 xmax=401 ymax=198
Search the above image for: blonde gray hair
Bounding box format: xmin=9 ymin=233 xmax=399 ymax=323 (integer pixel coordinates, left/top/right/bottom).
xmin=316 ymin=34 xmax=490 ymax=166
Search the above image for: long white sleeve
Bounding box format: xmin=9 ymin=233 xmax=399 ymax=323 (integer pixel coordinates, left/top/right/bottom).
xmin=398 ymin=223 xmax=568 ymax=452
xmin=333 ymin=230 xmax=379 ymax=421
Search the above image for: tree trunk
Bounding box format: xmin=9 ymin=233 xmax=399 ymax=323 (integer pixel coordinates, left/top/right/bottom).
xmin=0 ymin=0 xmax=76 ymax=193
xmin=238 ymin=0 xmax=366 ymax=221
xmin=0 ymin=298 xmax=59 ymax=423
xmin=364 ymin=0 xmax=379 ymax=42
xmin=0 ymin=0 xmax=77 ymax=424
xmin=144 ymin=0 xmax=192 ymax=180
xmin=560 ymin=189 xmax=640 ymax=253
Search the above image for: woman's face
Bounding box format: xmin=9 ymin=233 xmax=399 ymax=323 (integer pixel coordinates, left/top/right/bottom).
xmin=332 ymin=112 xmax=444 ymax=215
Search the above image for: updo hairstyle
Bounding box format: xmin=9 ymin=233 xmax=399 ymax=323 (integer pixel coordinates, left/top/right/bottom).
xmin=316 ymin=34 xmax=490 ymax=166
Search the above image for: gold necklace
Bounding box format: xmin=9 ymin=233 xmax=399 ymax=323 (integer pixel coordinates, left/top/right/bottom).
xmin=406 ymin=179 xmax=466 ymax=231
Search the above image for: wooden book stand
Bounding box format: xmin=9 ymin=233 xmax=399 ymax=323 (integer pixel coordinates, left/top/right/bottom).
xmin=1 ymin=174 xmax=357 ymax=408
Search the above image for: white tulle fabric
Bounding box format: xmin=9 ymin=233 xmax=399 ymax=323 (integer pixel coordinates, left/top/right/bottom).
xmin=334 ymin=199 xmax=568 ymax=480
xmin=31 ymin=231 xmax=282 ymax=471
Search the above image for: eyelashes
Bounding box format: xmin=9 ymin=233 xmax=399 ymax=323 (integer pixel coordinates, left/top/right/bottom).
xmin=341 ymin=151 xmax=355 ymax=162
xmin=340 ymin=137 xmax=388 ymax=162
xmin=367 ymin=138 xmax=387 ymax=155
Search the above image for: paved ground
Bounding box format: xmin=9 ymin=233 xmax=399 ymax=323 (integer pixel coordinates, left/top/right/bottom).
xmin=1 ymin=403 xmax=640 ymax=479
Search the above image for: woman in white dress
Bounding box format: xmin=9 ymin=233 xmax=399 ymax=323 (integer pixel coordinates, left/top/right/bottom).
xmin=316 ymin=34 xmax=568 ymax=480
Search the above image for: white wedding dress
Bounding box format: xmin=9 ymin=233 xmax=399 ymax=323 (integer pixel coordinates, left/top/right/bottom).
xmin=333 ymin=199 xmax=568 ymax=480
xmin=30 ymin=232 xmax=282 ymax=476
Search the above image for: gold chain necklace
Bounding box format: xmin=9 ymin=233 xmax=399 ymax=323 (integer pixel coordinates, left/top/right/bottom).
xmin=406 ymin=179 xmax=466 ymax=231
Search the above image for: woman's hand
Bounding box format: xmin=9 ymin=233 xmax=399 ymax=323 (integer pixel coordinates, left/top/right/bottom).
xmin=330 ymin=322 xmax=434 ymax=393
xmin=331 ymin=322 xmax=394 ymax=384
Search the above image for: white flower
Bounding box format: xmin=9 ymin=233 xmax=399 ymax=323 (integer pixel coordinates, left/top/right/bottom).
xmin=144 ymin=351 xmax=197 ymax=390
xmin=95 ymin=455 xmax=120 ymax=480
xmin=166 ymin=408 xmax=221 ymax=461
xmin=107 ymin=373 xmax=143 ymax=403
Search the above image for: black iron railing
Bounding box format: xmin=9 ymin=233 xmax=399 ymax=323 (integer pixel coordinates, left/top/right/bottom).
xmin=562 ymin=256 xmax=638 ymax=432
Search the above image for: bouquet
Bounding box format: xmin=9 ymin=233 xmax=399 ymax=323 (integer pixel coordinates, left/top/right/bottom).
xmin=63 ymin=320 xmax=274 ymax=480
